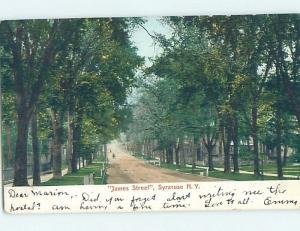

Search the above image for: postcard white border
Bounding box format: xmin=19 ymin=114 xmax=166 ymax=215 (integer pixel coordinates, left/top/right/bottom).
xmin=1 ymin=1 xmax=300 ymax=231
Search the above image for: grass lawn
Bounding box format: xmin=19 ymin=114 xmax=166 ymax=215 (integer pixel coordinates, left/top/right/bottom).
xmin=41 ymin=163 xmax=106 ymax=186
xmin=160 ymin=163 xmax=206 ymax=174
xmin=160 ymin=163 xmax=185 ymax=170
xmin=260 ymin=171 xmax=300 ymax=176
xmin=208 ymin=170 xmax=294 ymax=181
xmin=239 ymin=163 xmax=300 ymax=176
xmin=159 ymin=163 xmax=296 ymax=181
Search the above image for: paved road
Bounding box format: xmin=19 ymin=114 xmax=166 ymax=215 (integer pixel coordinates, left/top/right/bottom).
xmin=106 ymin=142 xmax=224 ymax=184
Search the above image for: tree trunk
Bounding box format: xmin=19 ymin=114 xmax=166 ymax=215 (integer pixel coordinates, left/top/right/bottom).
xmin=218 ymin=122 xmax=224 ymax=157
xmin=13 ymin=109 xmax=29 ymax=186
xmin=275 ymin=65 xmax=284 ymax=179
xmin=66 ymin=110 xmax=74 ymax=173
xmin=72 ymin=117 xmax=82 ymax=173
xmin=50 ymin=110 xmax=62 ymax=179
xmin=104 ymin=144 xmax=107 ymax=163
xmin=8 ymin=20 xmax=60 ymax=186
xmin=194 ymin=135 xmax=202 ymax=161
xmin=192 ymin=137 xmax=197 ymax=173
xmin=150 ymin=140 xmax=154 ymax=159
xmin=144 ymin=139 xmax=148 ymax=157
xmin=223 ymin=122 xmax=231 ymax=173
xmin=218 ymin=139 xmax=223 ymax=157
xmin=207 ymin=146 xmax=214 ymax=171
xmin=31 ymin=109 xmax=41 ymax=186
xmin=49 ymin=139 xmax=54 ymax=167
xmin=197 ymin=147 xmax=202 ymax=161
xmin=166 ymin=146 xmax=173 ymax=164
xmin=86 ymin=153 xmax=92 ymax=165
xmin=146 ymin=140 xmax=149 ymax=157
xmin=78 ymin=157 xmax=81 ymax=170
xmin=203 ymin=137 xmax=215 ymax=171
xmin=232 ymin=116 xmax=239 ymax=173
xmin=160 ymin=150 xmax=165 ymax=164
xmin=175 ymin=141 xmax=180 ymax=167
xmin=178 ymin=138 xmax=185 ymax=167
xmin=252 ymin=101 xmax=260 ymax=176
xmin=283 ymin=144 xmax=288 ymax=166
xmin=180 ymin=149 xmax=185 ymax=168
xmin=82 ymin=155 xmax=85 ymax=167
xmin=275 ymin=110 xmax=283 ymax=179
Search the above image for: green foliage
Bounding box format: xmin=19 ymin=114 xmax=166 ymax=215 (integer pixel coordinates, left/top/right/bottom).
xmin=127 ymin=14 xmax=300 ymax=179
xmin=1 ymin=18 xmax=143 ymax=178
xmin=1 ymin=15 xmax=300 ymax=183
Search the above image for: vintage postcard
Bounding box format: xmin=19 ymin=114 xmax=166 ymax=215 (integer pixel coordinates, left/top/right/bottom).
xmin=1 ymin=14 xmax=300 ymax=214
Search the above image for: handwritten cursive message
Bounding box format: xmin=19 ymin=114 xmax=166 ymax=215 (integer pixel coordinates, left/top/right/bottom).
xmin=4 ymin=180 xmax=300 ymax=214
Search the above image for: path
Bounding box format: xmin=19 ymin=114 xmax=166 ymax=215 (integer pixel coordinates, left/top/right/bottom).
xmin=106 ymin=141 xmax=224 ymax=184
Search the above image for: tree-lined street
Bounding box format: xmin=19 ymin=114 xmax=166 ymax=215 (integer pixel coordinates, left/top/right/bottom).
xmin=1 ymin=15 xmax=300 ymax=186
xmin=126 ymin=15 xmax=300 ymax=180
xmin=1 ymin=18 xmax=143 ymax=186
xmin=107 ymin=142 xmax=222 ymax=184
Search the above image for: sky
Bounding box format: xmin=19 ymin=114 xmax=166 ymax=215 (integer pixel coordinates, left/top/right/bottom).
xmin=130 ymin=17 xmax=172 ymax=66
xmin=127 ymin=17 xmax=172 ymax=103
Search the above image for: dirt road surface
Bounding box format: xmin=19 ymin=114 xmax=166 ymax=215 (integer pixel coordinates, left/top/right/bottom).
xmin=106 ymin=142 xmax=224 ymax=184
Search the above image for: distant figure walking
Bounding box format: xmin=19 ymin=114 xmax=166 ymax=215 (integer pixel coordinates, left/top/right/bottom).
xmin=112 ymin=153 xmax=116 ymax=159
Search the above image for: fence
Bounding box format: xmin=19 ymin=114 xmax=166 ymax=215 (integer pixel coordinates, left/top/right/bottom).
xmin=3 ymin=162 xmax=52 ymax=184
